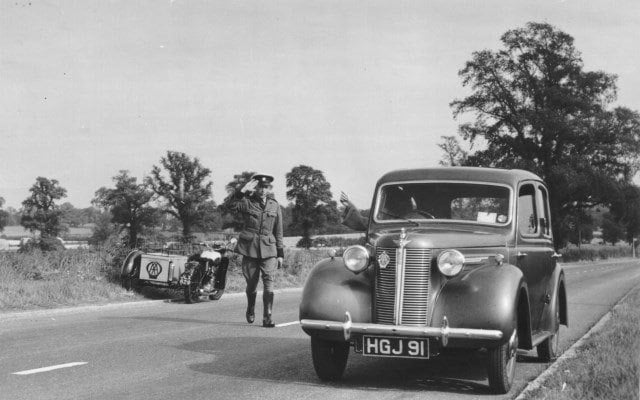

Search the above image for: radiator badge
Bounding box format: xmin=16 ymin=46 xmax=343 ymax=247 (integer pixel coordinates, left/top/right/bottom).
xmin=393 ymin=227 xmax=412 ymax=248
xmin=377 ymin=251 xmax=390 ymax=269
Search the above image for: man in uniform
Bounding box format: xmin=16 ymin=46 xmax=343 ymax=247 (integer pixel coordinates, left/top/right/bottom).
xmin=231 ymin=174 xmax=284 ymax=327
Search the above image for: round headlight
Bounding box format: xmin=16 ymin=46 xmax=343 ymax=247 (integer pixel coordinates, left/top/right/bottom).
xmin=437 ymin=250 xmax=465 ymax=277
xmin=343 ymin=245 xmax=370 ymax=274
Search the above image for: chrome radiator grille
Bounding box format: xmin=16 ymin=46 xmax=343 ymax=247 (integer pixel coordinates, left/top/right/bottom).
xmin=375 ymin=247 xmax=432 ymax=326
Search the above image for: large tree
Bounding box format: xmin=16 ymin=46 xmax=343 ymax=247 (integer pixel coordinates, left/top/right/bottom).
xmin=94 ymin=170 xmax=158 ymax=247
xmin=450 ymin=22 xmax=640 ymax=247
xmin=21 ymin=177 xmax=68 ymax=248
xmin=218 ymin=171 xmax=256 ymax=230
xmin=146 ymin=151 xmax=213 ymax=242
xmin=608 ymin=183 xmax=640 ymax=245
xmin=286 ymin=165 xmax=339 ymax=248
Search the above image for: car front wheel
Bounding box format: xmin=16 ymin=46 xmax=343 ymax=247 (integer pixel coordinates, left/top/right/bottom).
xmin=487 ymin=327 xmax=518 ymax=394
xmin=310 ymin=337 xmax=350 ymax=381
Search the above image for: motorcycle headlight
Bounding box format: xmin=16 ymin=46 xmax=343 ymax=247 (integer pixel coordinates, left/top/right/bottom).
xmin=343 ymin=245 xmax=370 ymax=274
xmin=437 ymin=249 xmax=465 ymax=277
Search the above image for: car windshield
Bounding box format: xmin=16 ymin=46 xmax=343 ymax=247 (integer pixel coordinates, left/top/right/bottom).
xmin=374 ymin=182 xmax=511 ymax=225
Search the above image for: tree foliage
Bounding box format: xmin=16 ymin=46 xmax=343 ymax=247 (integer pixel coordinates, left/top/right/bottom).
xmin=94 ymin=170 xmax=158 ymax=247
xmin=450 ymin=22 xmax=640 ymax=247
xmin=0 ymin=197 xmax=8 ymax=232
xmin=286 ymin=165 xmax=339 ymax=248
xmin=88 ymin=211 xmax=119 ymax=246
xmin=438 ymin=135 xmax=468 ymax=166
xmin=608 ymin=183 xmax=640 ymax=245
xmin=20 ymin=177 xmax=68 ymax=248
xmin=195 ymin=200 xmax=222 ymax=233
xmin=601 ymin=213 xmax=625 ymax=245
xmin=146 ymin=151 xmax=213 ymax=242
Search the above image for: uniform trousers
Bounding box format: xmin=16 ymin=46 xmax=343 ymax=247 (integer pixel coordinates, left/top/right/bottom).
xmin=242 ymin=256 xmax=276 ymax=294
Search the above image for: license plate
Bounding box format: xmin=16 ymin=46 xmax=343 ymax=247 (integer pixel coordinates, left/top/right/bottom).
xmin=363 ymin=336 xmax=429 ymax=359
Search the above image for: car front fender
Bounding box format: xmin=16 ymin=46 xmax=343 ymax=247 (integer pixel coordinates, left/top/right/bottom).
xmin=299 ymin=257 xmax=372 ymax=337
xmin=431 ymin=263 xmax=528 ymax=346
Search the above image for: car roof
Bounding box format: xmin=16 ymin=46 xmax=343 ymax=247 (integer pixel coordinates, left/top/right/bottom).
xmin=377 ymin=167 xmax=543 ymax=187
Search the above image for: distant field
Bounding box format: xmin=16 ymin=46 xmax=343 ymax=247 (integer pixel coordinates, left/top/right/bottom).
xmin=0 ymin=225 xmax=92 ymax=240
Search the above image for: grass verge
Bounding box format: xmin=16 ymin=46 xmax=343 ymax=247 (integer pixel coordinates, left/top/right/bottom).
xmin=521 ymin=287 xmax=640 ymax=400
xmin=0 ymin=246 xmax=330 ymax=312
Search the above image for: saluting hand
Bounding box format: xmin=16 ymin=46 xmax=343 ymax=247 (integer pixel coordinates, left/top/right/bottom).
xmin=241 ymin=179 xmax=258 ymax=193
xmin=340 ymin=191 xmax=354 ymax=208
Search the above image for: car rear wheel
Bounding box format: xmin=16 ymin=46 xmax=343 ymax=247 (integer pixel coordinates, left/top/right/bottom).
xmin=537 ymin=297 xmax=560 ymax=361
xmin=487 ymin=326 xmax=518 ymax=394
xmin=310 ymin=337 xmax=350 ymax=381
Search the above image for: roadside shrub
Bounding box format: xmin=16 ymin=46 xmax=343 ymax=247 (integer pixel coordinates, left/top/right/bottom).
xmin=19 ymin=237 xmax=65 ymax=253
xmin=560 ymin=245 xmax=632 ymax=262
xmin=296 ymin=237 xmax=313 ymax=248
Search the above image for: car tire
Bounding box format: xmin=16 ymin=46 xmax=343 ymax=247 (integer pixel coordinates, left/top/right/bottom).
xmin=310 ymin=337 xmax=350 ymax=381
xmin=487 ymin=325 xmax=518 ymax=394
xmin=537 ymin=296 xmax=560 ymax=361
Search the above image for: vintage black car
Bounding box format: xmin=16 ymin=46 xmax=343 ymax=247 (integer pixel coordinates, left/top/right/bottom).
xmin=299 ymin=167 xmax=567 ymax=393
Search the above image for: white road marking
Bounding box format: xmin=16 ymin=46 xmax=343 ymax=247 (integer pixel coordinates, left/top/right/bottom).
xmin=276 ymin=321 xmax=300 ymax=328
xmin=12 ymin=362 xmax=87 ymax=375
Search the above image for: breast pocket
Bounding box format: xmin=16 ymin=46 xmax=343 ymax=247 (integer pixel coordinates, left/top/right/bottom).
xmin=263 ymin=211 xmax=277 ymax=227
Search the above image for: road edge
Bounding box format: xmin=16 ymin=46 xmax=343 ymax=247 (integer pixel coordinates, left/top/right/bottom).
xmin=0 ymin=287 xmax=303 ymax=321
xmin=514 ymin=282 xmax=640 ymax=400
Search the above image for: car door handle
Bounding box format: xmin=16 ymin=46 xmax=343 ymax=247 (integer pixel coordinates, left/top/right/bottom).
xmin=551 ymin=252 xmax=562 ymax=259
xmin=517 ymin=252 xmax=527 ymax=258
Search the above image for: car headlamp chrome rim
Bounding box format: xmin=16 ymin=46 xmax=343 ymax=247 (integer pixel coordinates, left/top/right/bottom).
xmin=343 ymin=245 xmax=370 ymax=274
xmin=437 ymin=249 xmax=465 ymax=277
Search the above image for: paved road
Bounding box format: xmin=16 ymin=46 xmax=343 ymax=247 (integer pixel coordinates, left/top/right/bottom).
xmin=1 ymin=259 xmax=639 ymax=400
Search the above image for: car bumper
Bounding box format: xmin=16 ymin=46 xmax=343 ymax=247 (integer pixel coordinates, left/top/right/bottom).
xmin=300 ymin=312 xmax=503 ymax=347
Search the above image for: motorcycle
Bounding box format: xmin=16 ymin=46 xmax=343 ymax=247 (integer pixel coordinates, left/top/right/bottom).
xmin=179 ymin=238 xmax=237 ymax=303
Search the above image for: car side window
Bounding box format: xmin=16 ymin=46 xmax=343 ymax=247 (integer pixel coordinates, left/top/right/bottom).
xmin=538 ymin=185 xmax=551 ymax=236
xmin=518 ymin=184 xmax=538 ymax=236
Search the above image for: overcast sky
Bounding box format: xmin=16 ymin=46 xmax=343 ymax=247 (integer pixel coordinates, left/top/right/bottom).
xmin=1 ymin=0 xmax=639 ymax=210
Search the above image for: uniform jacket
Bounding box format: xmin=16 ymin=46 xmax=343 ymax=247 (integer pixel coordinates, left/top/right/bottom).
xmin=232 ymin=192 xmax=284 ymax=259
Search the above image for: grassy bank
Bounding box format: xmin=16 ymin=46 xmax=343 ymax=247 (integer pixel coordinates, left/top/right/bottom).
xmin=0 ymin=244 xmax=635 ymax=312
xmin=522 ymin=287 xmax=640 ymax=400
xmin=0 ymin=246 xmax=330 ymax=312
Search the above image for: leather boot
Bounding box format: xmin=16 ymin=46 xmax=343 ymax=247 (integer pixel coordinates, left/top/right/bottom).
xmin=246 ymin=292 xmax=256 ymax=324
xmin=262 ymin=291 xmax=275 ymax=328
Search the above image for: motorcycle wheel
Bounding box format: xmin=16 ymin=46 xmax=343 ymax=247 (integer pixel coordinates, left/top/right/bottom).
xmin=184 ymin=270 xmax=201 ymax=304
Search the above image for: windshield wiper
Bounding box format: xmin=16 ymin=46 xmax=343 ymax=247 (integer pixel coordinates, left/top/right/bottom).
xmin=378 ymin=211 xmax=420 ymax=226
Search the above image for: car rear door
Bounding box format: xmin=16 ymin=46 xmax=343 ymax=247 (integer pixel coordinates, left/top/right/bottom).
xmin=515 ymin=181 xmax=555 ymax=332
